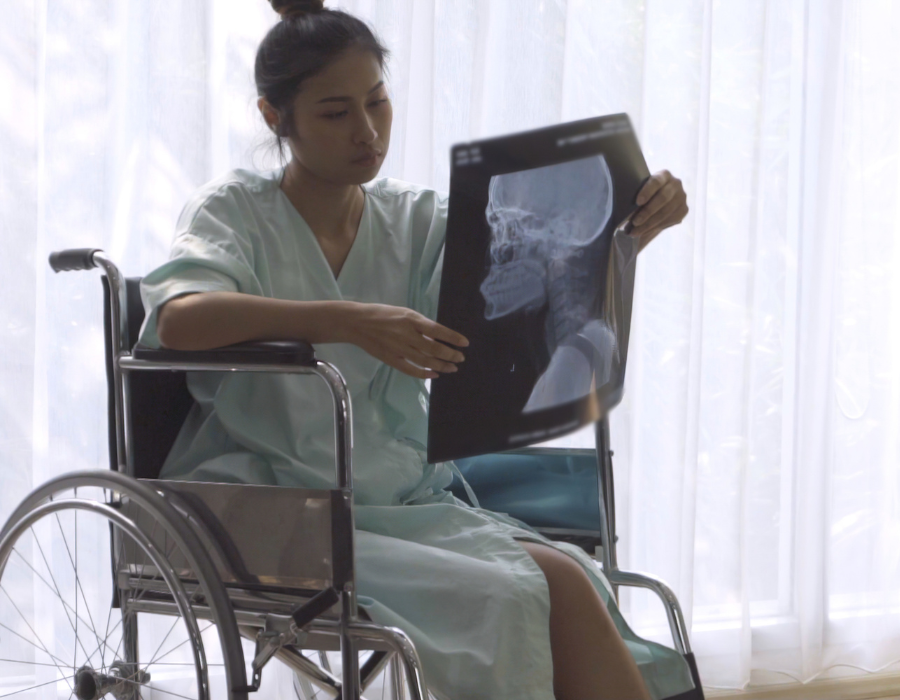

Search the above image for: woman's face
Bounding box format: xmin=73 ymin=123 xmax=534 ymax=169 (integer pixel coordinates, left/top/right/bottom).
xmin=266 ymin=47 xmax=392 ymax=185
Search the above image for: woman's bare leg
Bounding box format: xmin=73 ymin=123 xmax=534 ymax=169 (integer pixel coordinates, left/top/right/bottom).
xmin=520 ymin=541 xmax=651 ymax=700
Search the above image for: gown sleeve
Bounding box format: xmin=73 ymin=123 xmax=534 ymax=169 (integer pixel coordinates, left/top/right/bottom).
xmin=138 ymin=183 xmax=265 ymax=348
xmin=411 ymin=189 xmax=449 ymax=322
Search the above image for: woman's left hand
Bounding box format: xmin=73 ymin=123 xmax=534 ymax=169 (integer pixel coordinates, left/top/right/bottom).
xmin=630 ymin=170 xmax=689 ymax=252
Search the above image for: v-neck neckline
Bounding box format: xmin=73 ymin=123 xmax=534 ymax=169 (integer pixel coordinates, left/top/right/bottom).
xmin=275 ymin=168 xmax=369 ymax=294
xmin=335 ymin=191 xmax=368 ymax=289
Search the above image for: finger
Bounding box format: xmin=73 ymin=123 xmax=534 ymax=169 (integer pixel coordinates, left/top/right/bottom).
xmin=415 ymin=318 xmax=469 ymax=348
xmin=414 ymin=335 xmax=465 ymax=364
xmin=634 ymin=197 xmax=688 ymax=236
xmin=388 ymin=355 xmax=438 ymax=380
xmin=405 ymin=347 xmax=459 ymax=374
xmin=365 ymin=343 xmax=439 ymax=379
xmin=635 ymin=226 xmax=665 ymax=252
xmin=632 ymin=195 xmax=686 ymax=235
xmin=636 ymin=169 xmax=671 ymax=206
xmin=633 ymin=179 xmax=679 ymax=226
xmin=636 ymin=202 xmax=687 ymax=250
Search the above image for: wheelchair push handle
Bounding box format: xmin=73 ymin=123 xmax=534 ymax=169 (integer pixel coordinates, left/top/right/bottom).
xmin=49 ymin=248 xmax=102 ymax=272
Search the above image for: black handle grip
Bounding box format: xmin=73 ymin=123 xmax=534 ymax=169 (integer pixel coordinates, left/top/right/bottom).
xmin=48 ymin=248 xmax=102 ymax=273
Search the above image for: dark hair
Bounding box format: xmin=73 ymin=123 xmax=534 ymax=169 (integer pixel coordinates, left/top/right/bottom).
xmin=256 ymin=0 xmax=390 ymax=145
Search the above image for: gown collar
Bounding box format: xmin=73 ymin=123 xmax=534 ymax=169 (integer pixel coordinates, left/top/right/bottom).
xmin=274 ymin=167 xmax=371 ymax=300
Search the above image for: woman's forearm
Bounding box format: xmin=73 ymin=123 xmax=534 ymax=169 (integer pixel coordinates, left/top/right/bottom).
xmin=155 ymin=291 xmax=357 ymax=350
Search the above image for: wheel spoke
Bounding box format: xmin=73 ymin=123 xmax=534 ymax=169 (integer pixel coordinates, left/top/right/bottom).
xmin=77 ymin=567 xmax=176 ymax=682
xmin=106 ymin=511 xmax=134 ymax=669
xmin=0 ymin=657 xmax=68 ymax=668
xmin=98 ymin=599 xmax=114 ymax=674
xmin=142 ymin=538 xmax=204 ymax=676
xmin=9 ymin=547 xmax=103 ymax=666
xmin=0 ymin=620 xmax=73 ymax=688
xmin=106 ymin=525 xmax=167 ymax=668
xmin=74 ymin=503 xmax=78 ymax=674
xmin=89 ymin=516 xmax=161 ymax=668
xmin=30 ymin=530 xmax=89 ymax=658
xmin=1 ymin=498 xmax=215 ymax=700
xmin=0 ymin=673 xmax=75 ymax=698
xmin=146 ymin=623 xmax=215 ymax=670
xmin=51 ymin=513 xmax=101 ymax=667
xmin=117 ymin=674 xmax=199 ymax=700
xmin=54 ymin=511 xmax=105 ymax=662
xmin=138 ymin=661 xmax=226 ymax=666
xmin=67 ymin=499 xmax=106 ymax=673
xmin=81 ymin=610 xmax=125 ymax=671
xmin=0 ymin=585 xmax=73 ymax=677
xmin=106 ymin=616 xmax=128 ymax=671
xmin=98 ymin=521 xmax=131 ymax=673
xmin=94 ymin=513 xmax=162 ymax=672
xmin=144 ymin=613 xmax=188 ymax=673
xmin=100 ymin=569 xmax=174 ymax=672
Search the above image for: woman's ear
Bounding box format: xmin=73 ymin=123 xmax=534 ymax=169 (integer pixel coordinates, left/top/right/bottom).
xmin=258 ymin=97 xmax=281 ymax=134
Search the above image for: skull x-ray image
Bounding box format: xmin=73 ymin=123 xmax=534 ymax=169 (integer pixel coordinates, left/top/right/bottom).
xmin=480 ymin=156 xmax=615 ymax=413
xmin=428 ymin=114 xmax=649 ymax=463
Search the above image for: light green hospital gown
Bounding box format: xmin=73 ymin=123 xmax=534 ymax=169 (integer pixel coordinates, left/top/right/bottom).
xmin=139 ymin=168 xmax=696 ymax=700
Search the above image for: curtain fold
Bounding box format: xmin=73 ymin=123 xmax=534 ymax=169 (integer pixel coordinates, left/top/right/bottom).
xmin=1 ymin=0 xmax=899 ymax=694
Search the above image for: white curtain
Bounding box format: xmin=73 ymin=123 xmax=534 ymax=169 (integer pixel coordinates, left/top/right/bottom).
xmin=2 ymin=0 xmax=899 ymax=695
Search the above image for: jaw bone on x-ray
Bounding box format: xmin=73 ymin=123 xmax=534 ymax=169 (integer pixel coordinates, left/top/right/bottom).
xmin=479 ymin=155 xmax=617 ymax=413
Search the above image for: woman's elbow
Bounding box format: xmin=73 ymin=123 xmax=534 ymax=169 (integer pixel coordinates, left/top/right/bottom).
xmin=156 ymin=298 xmax=194 ymax=350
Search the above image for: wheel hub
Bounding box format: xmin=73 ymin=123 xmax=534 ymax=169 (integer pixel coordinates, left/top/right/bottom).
xmin=74 ymin=663 xmax=150 ymax=700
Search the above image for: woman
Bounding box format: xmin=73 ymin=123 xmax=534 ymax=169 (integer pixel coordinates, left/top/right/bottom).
xmin=140 ymin=1 xmax=692 ymax=698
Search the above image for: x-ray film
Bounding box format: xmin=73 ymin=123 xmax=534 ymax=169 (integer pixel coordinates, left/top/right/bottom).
xmin=427 ymin=114 xmax=649 ymax=463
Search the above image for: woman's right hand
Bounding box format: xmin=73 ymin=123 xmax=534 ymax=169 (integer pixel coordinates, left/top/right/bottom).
xmin=157 ymin=294 xmax=468 ymax=380
xmin=342 ymin=303 xmax=469 ymax=380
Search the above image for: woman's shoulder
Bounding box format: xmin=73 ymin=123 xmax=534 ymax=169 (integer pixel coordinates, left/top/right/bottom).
xmin=363 ymin=178 xmax=449 ymax=239
xmin=364 ymin=177 xmax=448 ymax=209
xmin=183 ymin=168 xmax=280 ymax=213
xmin=172 ymin=169 xmax=282 ymax=251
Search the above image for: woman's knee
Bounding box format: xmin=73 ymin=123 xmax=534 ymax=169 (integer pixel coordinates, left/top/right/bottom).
xmin=520 ymin=541 xmax=650 ymax=700
xmin=520 ymin=541 xmax=605 ymax=608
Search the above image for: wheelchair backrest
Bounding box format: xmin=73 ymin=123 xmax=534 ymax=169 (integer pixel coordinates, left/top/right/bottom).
xmin=102 ymin=276 xmax=195 ymax=479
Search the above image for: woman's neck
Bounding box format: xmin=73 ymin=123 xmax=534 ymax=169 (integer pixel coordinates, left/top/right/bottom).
xmin=280 ymin=159 xmax=365 ymax=243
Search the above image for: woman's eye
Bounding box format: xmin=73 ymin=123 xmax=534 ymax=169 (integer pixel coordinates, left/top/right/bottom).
xmin=323 ymin=99 xmax=387 ymax=120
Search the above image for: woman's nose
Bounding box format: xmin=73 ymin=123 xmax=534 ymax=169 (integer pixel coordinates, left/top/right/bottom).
xmin=353 ymin=111 xmax=377 ymax=144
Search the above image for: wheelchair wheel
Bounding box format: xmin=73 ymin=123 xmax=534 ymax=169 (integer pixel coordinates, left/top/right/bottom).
xmin=0 ymin=471 xmax=248 ymax=700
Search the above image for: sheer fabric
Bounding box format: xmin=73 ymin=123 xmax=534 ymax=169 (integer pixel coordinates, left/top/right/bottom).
xmin=1 ymin=0 xmax=899 ymax=694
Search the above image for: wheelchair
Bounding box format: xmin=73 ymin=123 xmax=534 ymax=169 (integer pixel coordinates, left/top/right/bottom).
xmin=0 ymin=248 xmax=704 ymax=699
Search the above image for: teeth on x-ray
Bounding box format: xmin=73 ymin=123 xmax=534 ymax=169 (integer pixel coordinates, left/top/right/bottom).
xmin=480 ymin=259 xmax=547 ymax=319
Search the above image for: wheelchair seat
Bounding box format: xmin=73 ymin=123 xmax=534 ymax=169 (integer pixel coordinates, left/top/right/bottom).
xmin=449 ymin=449 xmax=603 ymax=549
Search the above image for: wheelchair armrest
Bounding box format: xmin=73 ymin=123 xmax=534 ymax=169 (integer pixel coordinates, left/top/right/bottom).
xmin=605 ymin=569 xmax=691 ymax=655
xmin=131 ymin=340 xmax=317 ymax=366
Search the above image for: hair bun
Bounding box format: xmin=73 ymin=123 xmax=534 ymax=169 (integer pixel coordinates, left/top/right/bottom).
xmin=270 ymin=0 xmax=325 ymax=19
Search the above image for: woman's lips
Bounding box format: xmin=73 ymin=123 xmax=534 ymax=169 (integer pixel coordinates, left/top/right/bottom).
xmin=352 ymin=153 xmax=379 ymax=166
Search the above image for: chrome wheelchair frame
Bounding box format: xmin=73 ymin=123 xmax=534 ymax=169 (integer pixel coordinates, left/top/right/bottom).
xmin=0 ymin=249 xmax=428 ymax=700
xmin=0 ymin=248 xmax=702 ymax=700
xmin=594 ymin=418 xmax=694 ymax=659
